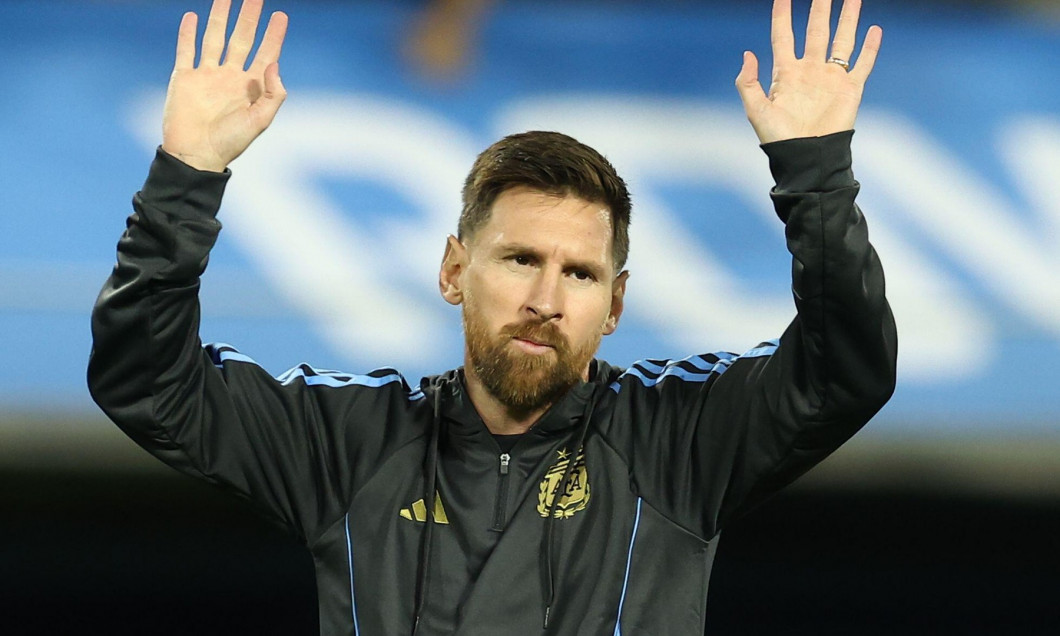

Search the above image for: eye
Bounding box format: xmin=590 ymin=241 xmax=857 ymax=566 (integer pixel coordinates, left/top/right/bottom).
xmin=570 ymin=269 xmax=597 ymax=283
xmin=510 ymin=254 xmax=535 ymax=267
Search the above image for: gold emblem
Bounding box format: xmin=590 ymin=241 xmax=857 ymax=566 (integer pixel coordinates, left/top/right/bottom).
xmin=537 ymin=447 xmax=590 ymax=519
xmin=399 ymin=491 xmax=449 ymax=524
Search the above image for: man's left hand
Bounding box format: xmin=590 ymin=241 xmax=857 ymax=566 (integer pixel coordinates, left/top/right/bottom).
xmin=736 ymin=0 xmax=882 ymax=144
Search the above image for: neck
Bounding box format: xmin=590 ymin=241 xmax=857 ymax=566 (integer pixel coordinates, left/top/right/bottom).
xmin=463 ymin=365 xmax=551 ymax=435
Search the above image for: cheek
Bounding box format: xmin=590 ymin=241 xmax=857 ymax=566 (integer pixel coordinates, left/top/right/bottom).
xmin=466 ymin=270 xmax=523 ymax=317
xmin=569 ymin=293 xmax=614 ymax=336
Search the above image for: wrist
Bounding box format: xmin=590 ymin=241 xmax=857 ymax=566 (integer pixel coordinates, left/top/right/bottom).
xmin=141 ymin=147 xmax=231 ymax=221
xmin=761 ymin=131 xmax=855 ymax=193
xmin=159 ymin=145 xmax=227 ymax=173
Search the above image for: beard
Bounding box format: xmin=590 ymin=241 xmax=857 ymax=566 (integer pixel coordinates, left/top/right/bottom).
xmin=464 ymin=301 xmax=600 ymax=417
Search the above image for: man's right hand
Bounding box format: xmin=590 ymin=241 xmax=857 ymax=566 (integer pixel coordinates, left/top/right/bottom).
xmin=161 ymin=0 xmax=288 ymax=173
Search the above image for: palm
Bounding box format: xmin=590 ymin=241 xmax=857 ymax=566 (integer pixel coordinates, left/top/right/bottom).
xmin=164 ymin=65 xmax=267 ymax=169
xmin=161 ymin=0 xmax=288 ymax=172
xmin=737 ymin=0 xmax=882 ymax=144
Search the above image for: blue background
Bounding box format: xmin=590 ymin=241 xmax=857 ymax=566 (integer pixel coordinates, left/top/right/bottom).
xmin=2 ymin=0 xmax=1058 ymax=439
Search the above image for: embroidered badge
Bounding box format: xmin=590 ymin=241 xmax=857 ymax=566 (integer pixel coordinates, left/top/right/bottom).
xmin=537 ymin=447 xmax=590 ymax=519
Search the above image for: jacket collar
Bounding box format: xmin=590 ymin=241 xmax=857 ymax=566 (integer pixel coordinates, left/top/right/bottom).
xmin=427 ymin=360 xmax=619 ymax=437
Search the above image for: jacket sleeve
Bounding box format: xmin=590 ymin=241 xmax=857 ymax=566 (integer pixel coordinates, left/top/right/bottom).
xmin=607 ymin=130 xmax=898 ymax=540
xmin=87 ymin=149 xmax=417 ymax=544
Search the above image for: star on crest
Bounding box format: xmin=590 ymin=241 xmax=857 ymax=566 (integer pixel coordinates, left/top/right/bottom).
xmin=556 ymin=448 xmax=570 ymax=461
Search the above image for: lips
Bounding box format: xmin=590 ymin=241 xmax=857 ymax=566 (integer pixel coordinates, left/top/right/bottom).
xmin=511 ymin=337 xmax=557 ymax=356
xmin=514 ymin=336 xmax=554 ymax=348
xmin=503 ymin=321 xmax=568 ymax=355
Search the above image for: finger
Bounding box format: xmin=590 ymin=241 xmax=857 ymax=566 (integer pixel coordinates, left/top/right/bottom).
xmin=735 ymin=51 xmax=770 ymax=116
xmin=224 ymin=0 xmax=264 ymax=68
xmin=249 ymin=11 xmax=288 ymax=71
xmin=200 ymin=0 xmax=232 ymax=66
xmin=850 ymin=25 xmax=882 ymax=83
xmin=770 ymin=0 xmax=795 ymax=62
xmin=174 ymin=12 xmax=198 ymax=70
xmin=830 ymin=0 xmax=862 ymax=61
xmin=804 ymin=0 xmax=832 ymax=60
xmin=249 ymin=62 xmax=287 ymax=131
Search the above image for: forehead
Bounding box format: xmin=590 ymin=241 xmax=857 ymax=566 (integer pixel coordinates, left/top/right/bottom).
xmin=473 ymin=186 xmax=613 ymax=253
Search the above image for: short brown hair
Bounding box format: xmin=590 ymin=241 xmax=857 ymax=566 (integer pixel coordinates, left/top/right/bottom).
xmin=459 ymin=131 xmax=631 ymax=272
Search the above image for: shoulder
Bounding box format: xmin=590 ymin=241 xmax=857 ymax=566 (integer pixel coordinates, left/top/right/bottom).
xmin=205 ymin=342 xmax=429 ymax=403
xmin=594 ymin=343 xmax=778 ymax=396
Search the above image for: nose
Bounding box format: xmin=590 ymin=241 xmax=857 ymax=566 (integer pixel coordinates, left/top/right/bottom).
xmin=525 ymin=268 xmax=564 ymax=322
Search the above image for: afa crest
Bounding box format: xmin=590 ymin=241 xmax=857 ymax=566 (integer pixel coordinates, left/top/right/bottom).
xmin=537 ymin=447 xmax=590 ymax=519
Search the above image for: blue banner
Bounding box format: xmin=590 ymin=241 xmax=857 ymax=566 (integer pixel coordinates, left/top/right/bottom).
xmin=2 ymin=0 xmax=1058 ymax=436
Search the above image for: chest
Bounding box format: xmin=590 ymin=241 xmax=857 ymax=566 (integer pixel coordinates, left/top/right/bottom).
xmin=341 ymin=435 xmax=639 ymax=633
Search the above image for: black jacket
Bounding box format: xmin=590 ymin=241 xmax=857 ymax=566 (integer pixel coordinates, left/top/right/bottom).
xmin=88 ymin=131 xmax=897 ymax=635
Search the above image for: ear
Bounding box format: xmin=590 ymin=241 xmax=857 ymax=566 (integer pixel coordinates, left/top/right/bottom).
xmin=603 ymin=270 xmax=629 ymax=336
xmin=439 ymin=234 xmax=468 ymax=306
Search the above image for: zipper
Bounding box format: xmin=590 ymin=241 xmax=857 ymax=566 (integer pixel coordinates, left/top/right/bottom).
xmin=491 ymin=452 xmax=511 ymax=531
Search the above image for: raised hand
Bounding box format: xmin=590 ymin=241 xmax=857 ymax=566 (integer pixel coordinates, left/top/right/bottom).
xmin=736 ymin=0 xmax=882 ymax=144
xmin=161 ymin=0 xmax=288 ymax=172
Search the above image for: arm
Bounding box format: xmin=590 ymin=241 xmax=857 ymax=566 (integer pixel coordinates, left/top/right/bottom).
xmin=609 ymin=0 xmax=896 ymax=539
xmin=88 ymin=1 xmax=403 ymax=543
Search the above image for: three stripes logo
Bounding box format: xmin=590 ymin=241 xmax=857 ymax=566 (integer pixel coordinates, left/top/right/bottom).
xmin=399 ymin=491 xmax=449 ymax=524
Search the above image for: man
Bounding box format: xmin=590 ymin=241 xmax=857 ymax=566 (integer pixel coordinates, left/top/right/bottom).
xmin=88 ymin=0 xmax=896 ymax=633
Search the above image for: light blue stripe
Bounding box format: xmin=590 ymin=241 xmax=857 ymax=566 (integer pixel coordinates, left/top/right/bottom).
xmin=279 ymin=368 xmax=426 ymax=401
xmin=613 ymin=497 xmax=643 ymax=636
xmin=209 ymin=345 xmax=259 ymax=370
xmin=218 ymin=350 xmax=257 ymax=365
xmin=636 ymin=354 xmax=715 ymax=374
xmin=213 ymin=349 xmax=259 ymax=366
xmin=743 ymin=339 xmax=780 ymax=359
xmin=614 ymin=340 xmax=780 ymax=392
xmin=278 ymin=368 xmax=401 ymax=389
xmin=623 ymin=364 xmax=718 ymax=388
xmin=206 ymin=342 xmax=425 ymax=401
xmin=345 ymin=513 xmax=361 ymax=636
xmin=275 ymin=365 xmax=354 ymax=383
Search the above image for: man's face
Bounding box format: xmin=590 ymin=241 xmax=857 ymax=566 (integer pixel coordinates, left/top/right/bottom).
xmin=441 ymin=186 xmax=626 ymax=414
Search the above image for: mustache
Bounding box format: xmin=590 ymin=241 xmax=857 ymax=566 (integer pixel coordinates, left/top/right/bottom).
xmin=502 ymin=320 xmax=569 ymax=351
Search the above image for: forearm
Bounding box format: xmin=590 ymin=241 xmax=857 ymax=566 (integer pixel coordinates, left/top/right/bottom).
xmin=764 ymin=130 xmax=896 ymax=428
xmin=88 ymin=148 xmax=228 ymax=456
xmin=691 ymin=132 xmax=895 ymax=534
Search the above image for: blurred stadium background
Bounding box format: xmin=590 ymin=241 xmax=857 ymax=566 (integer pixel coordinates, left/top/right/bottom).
xmin=2 ymin=0 xmax=1059 ymax=633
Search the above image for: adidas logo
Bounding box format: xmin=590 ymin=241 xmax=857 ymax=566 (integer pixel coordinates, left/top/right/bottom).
xmin=399 ymin=492 xmax=449 ymax=524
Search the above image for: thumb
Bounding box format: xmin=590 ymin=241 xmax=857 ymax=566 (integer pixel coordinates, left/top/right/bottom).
xmin=249 ymin=62 xmax=287 ymax=130
xmin=734 ymin=51 xmax=768 ymax=115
